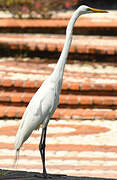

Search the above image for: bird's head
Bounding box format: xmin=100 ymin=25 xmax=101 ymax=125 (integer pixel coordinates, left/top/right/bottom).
xmin=78 ymin=5 xmax=108 ymax=15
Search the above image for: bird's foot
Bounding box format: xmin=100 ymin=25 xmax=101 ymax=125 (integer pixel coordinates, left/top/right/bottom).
xmin=33 ymin=172 xmax=47 ymax=179
xmin=43 ymin=169 xmax=47 ymax=178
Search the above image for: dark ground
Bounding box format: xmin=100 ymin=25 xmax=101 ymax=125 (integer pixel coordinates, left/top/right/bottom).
xmin=0 ymin=169 xmax=117 ymax=180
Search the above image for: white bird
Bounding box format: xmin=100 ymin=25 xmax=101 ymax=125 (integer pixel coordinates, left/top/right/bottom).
xmin=15 ymin=5 xmax=107 ymax=177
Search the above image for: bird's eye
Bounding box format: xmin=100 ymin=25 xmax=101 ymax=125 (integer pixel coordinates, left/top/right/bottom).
xmin=87 ymin=8 xmax=91 ymax=12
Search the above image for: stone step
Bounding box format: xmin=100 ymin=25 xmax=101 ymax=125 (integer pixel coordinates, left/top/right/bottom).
xmin=0 ymin=16 xmax=114 ymax=28
xmin=1 ymin=77 xmax=117 ymax=93
xmin=0 ymin=59 xmax=116 ymax=119
xmin=0 ymin=91 xmax=117 ymax=109
xmin=0 ymin=105 xmax=116 ymax=120
xmin=0 ymin=60 xmax=117 ymax=94
xmin=0 ymin=34 xmax=117 ymax=57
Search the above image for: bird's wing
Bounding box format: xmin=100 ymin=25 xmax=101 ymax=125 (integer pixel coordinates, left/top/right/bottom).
xmin=15 ymin=81 xmax=58 ymax=149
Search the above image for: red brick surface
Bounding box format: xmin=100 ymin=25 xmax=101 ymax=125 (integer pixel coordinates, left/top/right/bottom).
xmin=0 ymin=33 xmax=117 ymax=55
xmin=0 ymin=12 xmax=117 ymax=179
xmin=0 ymin=88 xmax=117 ymax=106
xmin=0 ymin=15 xmax=116 ymax=29
xmin=1 ymin=119 xmax=117 ymax=178
xmin=0 ymin=12 xmax=117 ymax=28
xmin=0 ymin=105 xmax=116 ymax=120
xmin=0 ymin=59 xmax=116 ymax=120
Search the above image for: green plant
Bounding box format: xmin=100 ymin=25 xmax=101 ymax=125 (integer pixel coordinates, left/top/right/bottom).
xmin=0 ymin=170 xmax=7 ymax=176
xmin=0 ymin=0 xmax=80 ymax=18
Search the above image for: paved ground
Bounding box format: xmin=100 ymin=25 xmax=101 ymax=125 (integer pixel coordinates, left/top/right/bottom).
xmin=1 ymin=119 xmax=117 ymax=179
xmin=0 ymin=59 xmax=117 ymax=179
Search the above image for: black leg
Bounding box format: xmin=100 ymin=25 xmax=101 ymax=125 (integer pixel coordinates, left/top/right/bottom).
xmin=39 ymin=126 xmax=47 ymax=177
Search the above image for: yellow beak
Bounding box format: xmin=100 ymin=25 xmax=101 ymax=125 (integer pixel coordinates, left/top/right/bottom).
xmin=90 ymin=8 xmax=108 ymax=13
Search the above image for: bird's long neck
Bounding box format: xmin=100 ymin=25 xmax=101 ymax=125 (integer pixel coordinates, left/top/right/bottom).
xmin=50 ymin=9 xmax=81 ymax=82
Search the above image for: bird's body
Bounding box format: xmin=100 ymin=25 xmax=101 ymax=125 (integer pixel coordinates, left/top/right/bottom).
xmin=15 ymin=76 xmax=60 ymax=148
xmin=15 ymin=5 xmax=107 ymax=177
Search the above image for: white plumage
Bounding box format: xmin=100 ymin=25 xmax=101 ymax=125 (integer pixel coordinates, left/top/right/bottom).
xmin=14 ymin=5 xmax=107 ymax=177
xmin=15 ymin=77 xmax=59 ymax=149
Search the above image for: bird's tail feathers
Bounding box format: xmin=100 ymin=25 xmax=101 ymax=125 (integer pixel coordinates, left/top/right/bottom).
xmin=13 ymin=149 xmax=20 ymax=167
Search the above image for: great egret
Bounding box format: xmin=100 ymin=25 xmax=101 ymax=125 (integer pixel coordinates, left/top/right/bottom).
xmin=15 ymin=5 xmax=107 ymax=177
